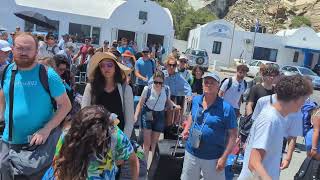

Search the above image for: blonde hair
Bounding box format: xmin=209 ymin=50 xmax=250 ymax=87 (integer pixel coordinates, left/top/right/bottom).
xmin=164 ymin=56 xmax=177 ymax=65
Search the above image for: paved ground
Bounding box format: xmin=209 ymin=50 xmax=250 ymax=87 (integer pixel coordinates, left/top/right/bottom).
xmin=217 ymin=70 xmax=320 ymax=180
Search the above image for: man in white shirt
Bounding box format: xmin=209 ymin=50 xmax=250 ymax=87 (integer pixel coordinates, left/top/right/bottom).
xmin=57 ymin=34 xmax=69 ymax=50
xmin=219 ymin=64 xmax=249 ymax=117
xmin=238 ymin=75 xmax=313 ymax=180
xmin=251 ymin=94 xmax=303 ymax=169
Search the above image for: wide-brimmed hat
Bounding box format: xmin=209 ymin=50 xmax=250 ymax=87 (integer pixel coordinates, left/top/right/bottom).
xmin=122 ymin=50 xmax=136 ymax=60
xmin=88 ymin=52 xmax=132 ymax=80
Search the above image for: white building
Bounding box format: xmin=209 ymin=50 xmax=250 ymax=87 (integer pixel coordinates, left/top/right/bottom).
xmin=1 ymin=0 xmax=174 ymax=53
xmin=188 ymin=19 xmax=320 ymax=68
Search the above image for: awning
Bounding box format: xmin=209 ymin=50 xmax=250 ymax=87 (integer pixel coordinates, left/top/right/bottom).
xmin=285 ymin=45 xmax=320 ymax=53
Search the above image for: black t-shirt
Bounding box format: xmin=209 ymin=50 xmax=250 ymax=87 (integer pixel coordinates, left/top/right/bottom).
xmin=96 ymin=88 xmax=125 ymax=131
xmin=191 ymin=78 xmax=203 ymax=95
xmin=248 ymin=84 xmax=274 ymax=111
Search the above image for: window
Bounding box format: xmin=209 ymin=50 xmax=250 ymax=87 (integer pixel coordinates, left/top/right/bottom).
xmin=69 ymin=23 xmax=101 ymax=44
xmin=293 ymin=51 xmax=299 ymax=62
xmin=253 ymin=47 xmax=278 ymax=62
xmin=25 ymin=20 xmax=59 ymax=35
xmin=139 ymin=11 xmax=148 ymax=21
xmin=249 ymin=61 xmax=257 ymax=66
xmin=212 ymin=41 xmax=222 ymax=54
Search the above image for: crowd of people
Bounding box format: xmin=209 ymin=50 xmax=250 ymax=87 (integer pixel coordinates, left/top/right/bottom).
xmin=0 ymin=29 xmax=319 ymax=180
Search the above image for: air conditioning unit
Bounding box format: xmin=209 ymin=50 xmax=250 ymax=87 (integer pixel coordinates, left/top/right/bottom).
xmin=245 ymin=39 xmax=252 ymax=44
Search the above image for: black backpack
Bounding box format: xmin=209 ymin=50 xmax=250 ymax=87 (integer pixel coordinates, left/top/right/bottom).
xmin=220 ymin=77 xmax=247 ymax=92
xmin=1 ymin=64 xmax=57 ymax=111
xmin=294 ymin=157 xmax=320 ymax=180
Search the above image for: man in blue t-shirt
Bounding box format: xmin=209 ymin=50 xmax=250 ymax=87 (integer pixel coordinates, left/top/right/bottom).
xmin=134 ymin=47 xmax=155 ymax=96
xmin=181 ymin=72 xmax=237 ymax=180
xmin=0 ymin=33 xmax=72 ymax=179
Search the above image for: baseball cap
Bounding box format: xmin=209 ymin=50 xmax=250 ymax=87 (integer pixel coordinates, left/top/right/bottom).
xmin=202 ymin=72 xmax=220 ymax=83
xmin=178 ymin=54 xmax=188 ymax=61
xmin=0 ymin=40 xmax=12 ymax=52
xmin=142 ymin=47 xmax=150 ymax=53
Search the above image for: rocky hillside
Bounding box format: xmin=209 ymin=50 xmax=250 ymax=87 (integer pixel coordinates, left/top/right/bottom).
xmin=191 ymin=0 xmax=320 ymax=33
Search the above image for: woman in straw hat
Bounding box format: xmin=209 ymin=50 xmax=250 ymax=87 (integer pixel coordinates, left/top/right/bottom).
xmin=81 ymin=52 xmax=135 ymax=138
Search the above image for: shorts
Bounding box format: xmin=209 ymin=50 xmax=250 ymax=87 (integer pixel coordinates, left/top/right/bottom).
xmin=305 ymin=128 xmax=320 ymax=153
xmin=141 ymin=106 xmax=165 ymax=132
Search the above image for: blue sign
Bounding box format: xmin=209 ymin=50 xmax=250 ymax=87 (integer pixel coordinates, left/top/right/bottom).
xmin=207 ymin=24 xmax=232 ymax=38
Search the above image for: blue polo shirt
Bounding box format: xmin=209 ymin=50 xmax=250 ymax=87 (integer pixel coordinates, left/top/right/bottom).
xmin=186 ymin=95 xmax=237 ymax=160
xmin=1 ymin=63 xmax=66 ymax=144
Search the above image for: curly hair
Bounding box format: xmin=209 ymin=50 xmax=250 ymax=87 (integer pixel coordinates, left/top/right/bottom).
xmin=90 ymin=60 xmax=125 ymax=104
xmin=54 ymin=105 xmax=112 ymax=180
xmin=260 ymin=64 xmax=280 ymax=76
xmin=275 ymin=75 xmax=313 ymax=102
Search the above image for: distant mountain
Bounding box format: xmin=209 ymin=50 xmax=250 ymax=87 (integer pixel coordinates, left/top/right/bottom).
xmin=188 ymin=0 xmax=320 ymax=33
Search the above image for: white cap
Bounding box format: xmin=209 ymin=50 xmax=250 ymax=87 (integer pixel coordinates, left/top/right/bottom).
xmin=0 ymin=40 xmax=11 ymax=52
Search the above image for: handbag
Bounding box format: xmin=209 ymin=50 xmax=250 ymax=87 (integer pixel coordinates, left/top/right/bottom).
xmin=294 ymin=156 xmax=320 ymax=180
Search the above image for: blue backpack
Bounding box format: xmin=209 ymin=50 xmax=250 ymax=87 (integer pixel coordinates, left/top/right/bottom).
xmin=301 ymin=101 xmax=318 ymax=137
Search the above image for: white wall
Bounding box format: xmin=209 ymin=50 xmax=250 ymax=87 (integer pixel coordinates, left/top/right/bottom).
xmin=108 ymin=0 xmax=174 ymax=52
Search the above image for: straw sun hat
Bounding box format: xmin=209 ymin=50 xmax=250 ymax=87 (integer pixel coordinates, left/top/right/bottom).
xmin=88 ymin=52 xmax=132 ymax=80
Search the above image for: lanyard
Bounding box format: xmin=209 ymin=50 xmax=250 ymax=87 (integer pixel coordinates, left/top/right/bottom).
xmin=193 ymin=105 xmax=210 ymax=132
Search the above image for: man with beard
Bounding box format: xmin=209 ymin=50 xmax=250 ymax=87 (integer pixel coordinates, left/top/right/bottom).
xmin=0 ymin=32 xmax=72 ymax=179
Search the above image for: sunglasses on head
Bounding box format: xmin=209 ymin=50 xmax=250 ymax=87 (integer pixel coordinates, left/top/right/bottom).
xmin=154 ymin=81 xmax=163 ymax=85
xmin=99 ymin=61 xmax=114 ymax=68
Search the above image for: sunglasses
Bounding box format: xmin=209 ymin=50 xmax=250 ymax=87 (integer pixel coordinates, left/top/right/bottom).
xmin=99 ymin=61 xmax=114 ymax=68
xmin=168 ymin=63 xmax=177 ymax=68
xmin=154 ymin=81 xmax=163 ymax=85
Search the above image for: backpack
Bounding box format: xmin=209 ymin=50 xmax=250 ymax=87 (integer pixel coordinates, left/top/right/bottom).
xmin=294 ymin=156 xmax=320 ymax=180
xmin=46 ymin=44 xmax=59 ymax=56
xmin=302 ymin=101 xmax=318 ymax=137
xmin=1 ymin=64 xmax=57 ymax=111
xmin=239 ymin=95 xmax=273 ymax=143
xmin=220 ymin=77 xmax=247 ymax=92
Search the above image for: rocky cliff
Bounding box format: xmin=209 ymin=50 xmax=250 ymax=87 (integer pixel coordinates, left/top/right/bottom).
xmin=191 ymin=0 xmax=320 ymax=33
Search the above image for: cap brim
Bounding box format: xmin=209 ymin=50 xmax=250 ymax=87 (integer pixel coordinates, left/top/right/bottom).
xmin=88 ymin=52 xmax=132 ymax=80
xmin=1 ymin=47 xmax=11 ymax=52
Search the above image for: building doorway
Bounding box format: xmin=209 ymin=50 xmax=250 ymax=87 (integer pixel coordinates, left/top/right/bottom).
xmin=117 ymin=30 xmax=135 ymax=42
xmin=147 ymin=34 xmax=164 ymax=48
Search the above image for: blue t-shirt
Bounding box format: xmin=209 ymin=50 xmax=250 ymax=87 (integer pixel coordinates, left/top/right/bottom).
xmin=1 ymin=63 xmax=66 ymax=144
xmin=135 ymin=58 xmax=155 ymax=86
xmin=117 ymin=46 xmax=135 ymax=55
xmin=186 ymin=95 xmax=237 ymax=160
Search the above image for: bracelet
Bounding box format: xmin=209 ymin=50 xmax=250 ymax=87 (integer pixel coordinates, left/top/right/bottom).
xmin=312 ymin=147 xmax=318 ymax=150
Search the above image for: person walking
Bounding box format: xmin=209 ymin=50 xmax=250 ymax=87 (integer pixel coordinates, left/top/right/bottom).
xmin=134 ymin=71 xmax=180 ymax=163
xmin=219 ymin=64 xmax=249 ymax=117
xmin=181 ymin=72 xmax=238 ymax=180
xmin=134 ymin=47 xmax=155 ymax=96
xmin=81 ymin=52 xmax=134 ymax=138
xmin=246 ymin=64 xmax=280 ymax=115
xmin=238 ymin=75 xmax=313 ymax=180
xmin=0 ymin=32 xmax=71 ymax=179
xmin=37 ymin=32 xmax=60 ymax=59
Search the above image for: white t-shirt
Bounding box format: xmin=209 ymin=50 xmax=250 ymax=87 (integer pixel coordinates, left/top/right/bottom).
xmin=141 ymin=85 xmax=170 ymax=111
xmin=252 ymin=94 xmax=303 ymax=137
xmin=220 ymin=77 xmax=246 ymax=109
xmin=38 ymin=43 xmax=60 ymax=59
xmin=238 ymin=105 xmax=286 ymax=180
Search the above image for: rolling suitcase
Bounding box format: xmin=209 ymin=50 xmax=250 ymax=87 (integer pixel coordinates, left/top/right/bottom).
xmin=148 ymin=139 xmax=185 ymax=180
